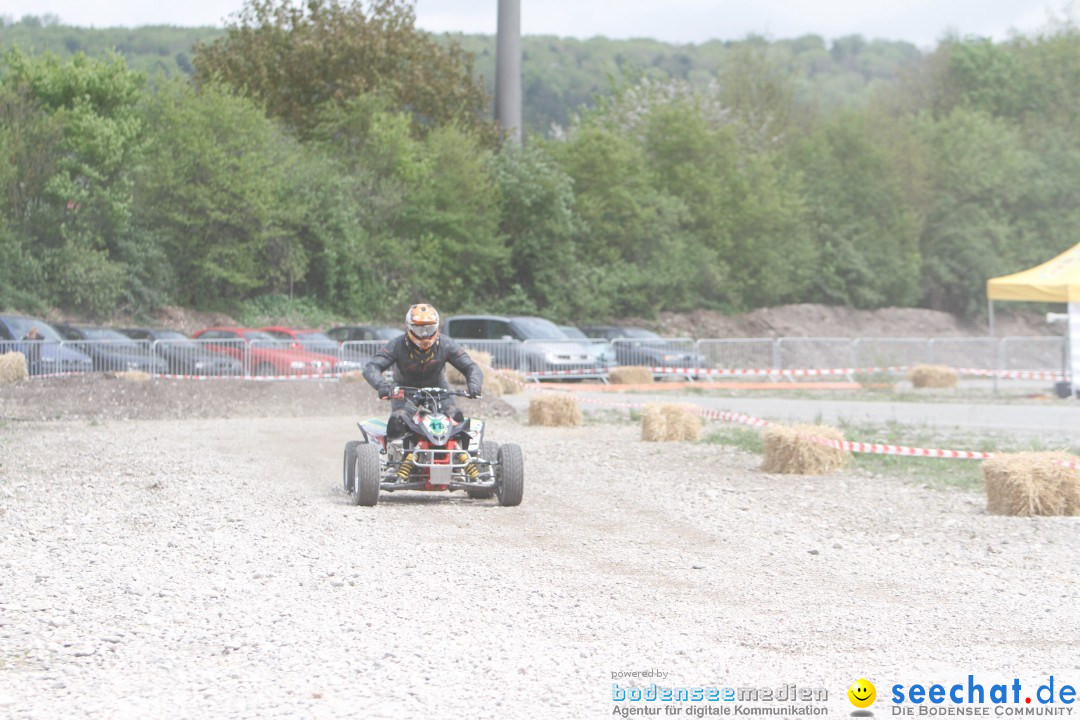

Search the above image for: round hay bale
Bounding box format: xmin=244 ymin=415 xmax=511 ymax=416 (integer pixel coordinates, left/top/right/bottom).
xmin=113 ymin=371 xmax=151 ymax=383
xmin=610 ymin=366 xmax=655 ymax=385
xmin=982 ymin=451 xmax=1080 ymax=516
xmin=641 ymin=404 xmax=668 ymax=441
xmin=641 ymin=403 xmax=702 ymax=442
xmin=909 ymin=364 xmax=957 ymax=389
xmin=528 ymin=394 xmax=582 ymax=427
xmin=495 ymin=369 xmax=526 ymax=395
xmin=481 ymin=374 xmax=503 ymax=398
xmin=761 ymin=424 xmax=850 ymax=475
xmin=340 ymin=370 xmax=367 ymax=383
xmin=447 ymin=350 xmax=493 ymax=386
xmin=0 ymin=352 xmax=29 ymax=384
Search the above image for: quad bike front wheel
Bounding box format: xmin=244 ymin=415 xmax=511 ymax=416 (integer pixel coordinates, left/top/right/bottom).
xmin=467 ymin=440 xmax=499 ymax=499
xmin=343 ymin=440 xmax=363 ymax=492
xmin=495 ymin=443 xmax=524 ymax=507
xmin=352 ymin=443 xmax=381 ymax=507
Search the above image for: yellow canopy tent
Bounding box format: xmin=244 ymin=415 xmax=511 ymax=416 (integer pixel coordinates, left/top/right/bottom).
xmin=986 ymin=243 xmax=1080 ymax=396
xmin=986 ymin=242 xmax=1080 ymax=303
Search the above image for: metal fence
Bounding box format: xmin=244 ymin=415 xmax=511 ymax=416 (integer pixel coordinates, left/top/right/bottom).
xmin=456 ymin=339 xmax=521 ymax=370
xmin=999 ymin=336 xmax=1068 ymax=372
xmin=697 ymin=339 xmax=776 ymax=372
xmin=853 ymin=338 xmax=931 ymax=368
xmin=776 ymin=337 xmax=857 ymax=370
xmin=609 ymin=338 xmax=699 ymax=370
xmin=2 ymin=336 xmax=1068 ymax=380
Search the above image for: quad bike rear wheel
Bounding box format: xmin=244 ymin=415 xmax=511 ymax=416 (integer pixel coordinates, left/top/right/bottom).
xmin=467 ymin=440 xmax=499 ymax=499
xmin=353 ymin=443 xmax=381 ymax=506
xmin=495 ymin=443 xmax=524 ymax=507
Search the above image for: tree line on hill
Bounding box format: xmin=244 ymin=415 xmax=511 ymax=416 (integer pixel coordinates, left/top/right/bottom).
xmin=0 ymin=1 xmax=1077 ymax=324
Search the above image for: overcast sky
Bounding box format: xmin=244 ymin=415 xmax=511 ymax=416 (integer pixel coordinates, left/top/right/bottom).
xmin=1 ymin=0 xmax=1061 ymax=48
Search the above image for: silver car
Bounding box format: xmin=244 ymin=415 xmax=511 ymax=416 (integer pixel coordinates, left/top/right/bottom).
xmin=445 ymin=315 xmax=615 ymax=375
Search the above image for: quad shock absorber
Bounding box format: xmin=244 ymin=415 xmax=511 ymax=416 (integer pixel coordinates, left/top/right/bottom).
xmin=397 ymin=452 xmax=415 ymax=481
xmin=456 ymin=452 xmax=480 ymax=480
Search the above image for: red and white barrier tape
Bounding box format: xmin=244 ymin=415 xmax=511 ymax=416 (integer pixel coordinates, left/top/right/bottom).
xmin=524 ymin=367 xmax=611 ymax=378
xmin=524 ymin=365 xmax=1072 ymax=381
xmin=155 ymin=373 xmax=344 ymax=381
xmin=954 ymin=368 xmax=1068 ymax=381
xmin=538 ymin=389 xmax=1080 ymax=466
xmin=27 ymin=366 xmax=1071 ymax=382
xmin=25 ymin=371 xmax=345 ymax=381
xmin=521 ymin=366 xmax=905 ymax=379
xmin=649 ymin=366 xmax=909 ymax=378
xmin=19 ymin=366 xmax=1080 ymax=468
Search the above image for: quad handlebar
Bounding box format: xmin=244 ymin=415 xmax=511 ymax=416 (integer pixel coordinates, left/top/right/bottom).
xmin=381 ymin=385 xmax=476 ymax=402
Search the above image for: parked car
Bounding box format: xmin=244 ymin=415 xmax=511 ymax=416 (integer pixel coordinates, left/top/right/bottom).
xmin=0 ymin=315 xmax=93 ymax=375
xmin=445 ymin=315 xmax=615 ymax=374
xmin=579 ymin=325 xmax=708 ymax=369
xmin=120 ymin=328 xmax=243 ymax=376
xmin=559 ymin=325 xmax=618 ymax=367
xmin=191 ymin=327 xmax=340 ymax=376
xmin=325 ymin=325 xmax=404 ymax=343
xmin=54 ymin=324 xmax=167 ymax=374
xmin=260 ymin=326 xmax=365 ymax=371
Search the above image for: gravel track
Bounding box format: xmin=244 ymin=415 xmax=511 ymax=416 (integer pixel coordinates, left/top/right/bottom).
xmin=1 ymin=396 xmax=1079 ymax=718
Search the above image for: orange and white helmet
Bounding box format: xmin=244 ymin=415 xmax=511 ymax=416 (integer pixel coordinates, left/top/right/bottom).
xmin=405 ymin=303 xmax=440 ymax=350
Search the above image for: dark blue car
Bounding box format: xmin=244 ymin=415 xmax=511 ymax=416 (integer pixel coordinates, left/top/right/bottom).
xmin=54 ymin=324 xmax=167 ymax=374
xmin=0 ymin=315 xmax=94 ymax=376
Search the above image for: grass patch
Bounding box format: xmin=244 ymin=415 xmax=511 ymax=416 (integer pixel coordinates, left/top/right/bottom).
xmin=582 ymin=408 xmax=636 ymax=426
xmin=704 ymin=426 xmax=765 ymax=454
xmin=703 ymin=418 xmax=1080 ymax=491
xmin=618 ymin=382 xmax=1059 ymax=405
xmin=840 ymin=420 xmax=1080 ymax=490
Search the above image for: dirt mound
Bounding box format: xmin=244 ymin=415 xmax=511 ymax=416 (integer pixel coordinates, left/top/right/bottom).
xmin=148 ymin=306 xmax=241 ymax=334
xmin=0 ymin=376 xmax=513 ymax=422
xmin=625 ymin=303 xmax=1060 ymax=339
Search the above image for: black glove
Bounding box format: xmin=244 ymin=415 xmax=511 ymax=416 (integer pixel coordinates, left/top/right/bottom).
xmin=378 ymin=384 xmax=392 ymax=399
xmin=466 ymin=385 xmax=482 ymax=399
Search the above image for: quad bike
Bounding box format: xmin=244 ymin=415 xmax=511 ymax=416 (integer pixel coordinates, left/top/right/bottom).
xmin=343 ymin=386 xmax=524 ymax=507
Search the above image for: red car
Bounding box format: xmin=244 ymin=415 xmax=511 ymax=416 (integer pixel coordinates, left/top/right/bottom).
xmin=260 ymin=326 xmax=341 ymax=355
xmin=192 ymin=327 xmax=340 ymax=376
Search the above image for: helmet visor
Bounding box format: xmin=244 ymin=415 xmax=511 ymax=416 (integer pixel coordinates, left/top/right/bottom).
xmin=409 ymin=323 xmax=439 ymax=339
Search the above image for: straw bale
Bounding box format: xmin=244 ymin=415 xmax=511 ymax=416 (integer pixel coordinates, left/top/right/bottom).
xmin=340 ymin=371 xmax=367 ymax=382
xmin=495 ymin=369 xmax=526 ymax=395
xmin=481 ymin=374 xmax=503 ymax=398
xmin=0 ymin=352 xmax=29 ymax=384
xmin=641 ymin=404 xmax=702 ymax=442
xmin=983 ymin=451 xmax=1080 ymax=516
xmin=610 ymin=366 xmax=655 ymax=385
xmin=447 ymin=350 xmax=493 ymax=385
xmin=528 ymin=394 xmax=582 ymax=427
xmin=113 ymin=371 xmax=151 ymax=383
xmin=761 ymin=424 xmax=850 ymax=474
xmin=909 ymin=364 xmax=957 ymax=389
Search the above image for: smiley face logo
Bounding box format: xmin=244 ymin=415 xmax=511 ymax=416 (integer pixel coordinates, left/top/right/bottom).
xmin=848 ymin=679 xmax=876 ymax=708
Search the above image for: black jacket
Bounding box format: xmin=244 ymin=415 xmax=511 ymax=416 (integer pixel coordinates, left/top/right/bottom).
xmin=362 ymin=335 xmax=483 ymax=396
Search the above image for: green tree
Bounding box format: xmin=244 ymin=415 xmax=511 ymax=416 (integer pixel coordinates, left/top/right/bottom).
xmin=916 ymin=108 xmax=1028 ymax=316
xmin=193 ymin=0 xmax=492 ymax=141
xmin=134 ymin=79 xmax=302 ymax=305
xmin=490 ymin=142 xmax=578 ymax=316
xmin=0 ymin=49 xmax=146 ymax=316
xmin=791 ymin=110 xmax=922 ymax=308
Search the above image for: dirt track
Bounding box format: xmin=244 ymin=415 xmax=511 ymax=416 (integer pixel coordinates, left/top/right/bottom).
xmin=1 ymin=382 xmax=1079 ymax=718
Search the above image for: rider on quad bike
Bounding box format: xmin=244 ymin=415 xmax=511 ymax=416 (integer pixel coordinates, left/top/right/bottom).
xmin=361 ymin=304 xmax=483 ymax=439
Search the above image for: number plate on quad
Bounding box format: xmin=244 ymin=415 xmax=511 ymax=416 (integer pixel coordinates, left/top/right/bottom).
xmin=429 ymin=464 xmax=452 ymax=485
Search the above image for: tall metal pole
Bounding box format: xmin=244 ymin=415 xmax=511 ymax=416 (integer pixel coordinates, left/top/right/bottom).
xmin=989 ymin=298 xmax=998 ymax=395
xmin=495 ymin=0 xmax=522 ymax=144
